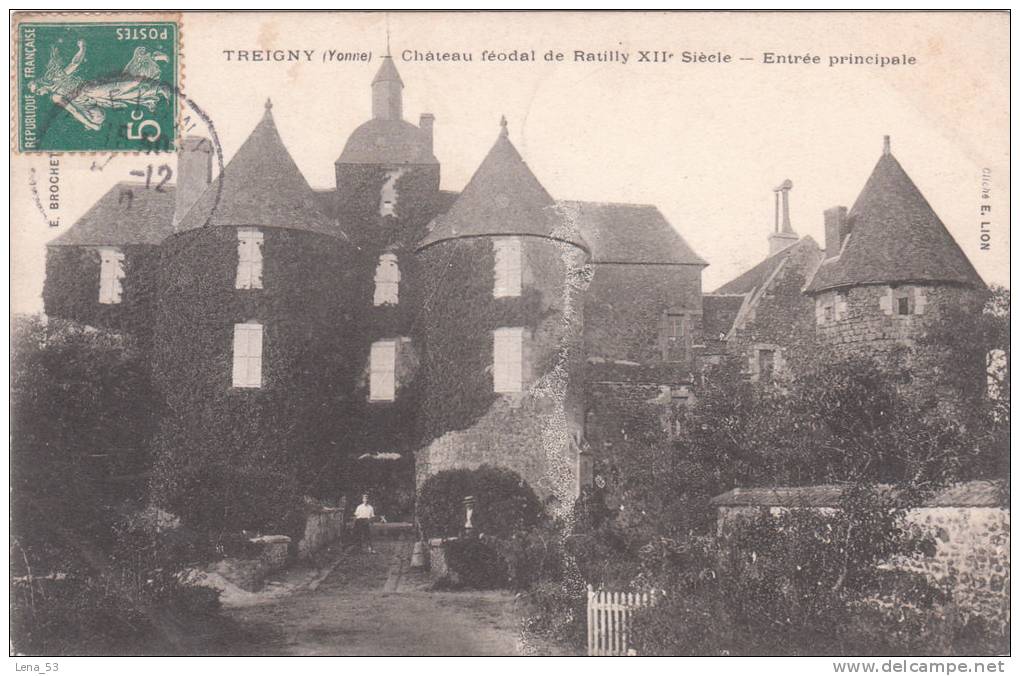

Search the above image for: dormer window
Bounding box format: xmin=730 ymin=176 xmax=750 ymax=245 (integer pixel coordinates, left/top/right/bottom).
xmin=236 ymin=227 xmax=263 ymax=290
xmin=98 ymin=247 xmax=125 ymax=304
xmin=374 ymin=253 xmax=400 ymax=306
xmin=493 ymin=237 xmax=522 ymax=298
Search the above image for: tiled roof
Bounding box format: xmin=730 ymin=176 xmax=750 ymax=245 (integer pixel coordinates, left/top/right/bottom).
xmin=559 ymin=200 xmax=707 ymax=266
xmin=419 ymin=127 xmax=586 ymax=250
xmin=714 ymin=236 xmax=818 ymax=294
xmin=336 ymin=118 xmax=438 ymax=165
xmin=49 ymin=182 xmax=176 ymax=246
xmin=806 ymin=150 xmax=984 ymax=293
xmin=702 ymin=294 xmax=747 ymax=340
xmin=177 ymin=105 xmax=335 ymax=236
xmin=710 ymin=481 xmax=1003 ymax=508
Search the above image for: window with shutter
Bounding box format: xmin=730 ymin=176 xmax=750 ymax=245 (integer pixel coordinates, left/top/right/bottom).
xmin=370 ymin=340 xmax=397 ymax=401
xmin=662 ymin=313 xmax=689 ymax=362
xmin=98 ymin=247 xmax=125 ymax=304
xmin=374 ymin=253 xmax=401 ymax=306
xmin=493 ymin=327 xmax=524 ymax=393
xmin=232 ymin=323 xmax=263 ymax=388
xmin=493 ymin=237 xmax=522 ymax=298
xmin=236 ymin=228 xmax=264 ymax=290
xmin=379 ymin=169 xmax=404 ymax=217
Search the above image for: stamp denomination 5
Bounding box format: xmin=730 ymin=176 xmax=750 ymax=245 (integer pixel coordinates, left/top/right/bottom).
xmin=16 ymin=20 xmax=179 ymax=153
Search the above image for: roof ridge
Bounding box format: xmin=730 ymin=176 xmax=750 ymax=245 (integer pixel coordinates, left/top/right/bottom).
xmin=556 ymin=199 xmax=659 ymax=209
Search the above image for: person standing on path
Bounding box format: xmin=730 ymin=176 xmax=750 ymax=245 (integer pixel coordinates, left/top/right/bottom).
xmin=354 ymin=494 xmax=376 ymax=553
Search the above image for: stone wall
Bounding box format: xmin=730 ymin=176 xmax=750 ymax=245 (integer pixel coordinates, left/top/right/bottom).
xmin=297 ymin=506 xmax=345 ymax=559
xmin=726 ymin=241 xmax=824 ymax=376
xmin=415 ymin=390 xmax=582 ymax=507
xmin=715 ymin=503 xmax=1010 ymax=625
xmin=584 ymin=264 xmax=703 ymax=370
xmin=899 ymin=506 xmax=1010 ymax=626
xmin=209 ymin=534 xmax=291 ymax=592
xmin=814 ymin=284 xmax=981 ymax=356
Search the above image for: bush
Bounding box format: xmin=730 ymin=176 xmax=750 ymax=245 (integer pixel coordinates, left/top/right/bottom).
xmin=627 ymin=486 xmax=980 ymax=656
xmin=443 ymin=537 xmax=507 ymax=590
xmin=417 ymin=465 xmax=543 ymax=539
xmin=11 ymin=513 xmax=222 ymax=655
xmin=522 ymin=578 xmax=589 ymax=649
xmin=495 ymin=521 xmax=565 ymax=591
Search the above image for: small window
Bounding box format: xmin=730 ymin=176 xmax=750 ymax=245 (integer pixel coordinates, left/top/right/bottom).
xmin=758 ymin=349 xmax=776 ymax=379
xmin=823 ymin=304 xmax=834 ymax=323
xmin=751 ymin=345 xmax=781 ymax=382
xmin=236 ymin=228 xmax=263 ymax=290
xmin=897 ymin=296 xmax=910 ymax=315
xmin=664 ymin=313 xmax=688 ymax=362
xmin=493 ymin=237 xmax=522 ymax=298
xmin=374 ymin=253 xmax=400 ymax=306
xmin=370 ymin=340 xmax=397 ymax=401
xmin=232 ymin=323 xmax=263 ymax=388
xmin=493 ymin=327 xmax=525 ymax=393
xmin=835 ymin=291 xmax=849 ymax=321
xmin=379 ymin=169 xmax=403 ymax=217
xmin=98 ymin=247 xmax=125 ymax=304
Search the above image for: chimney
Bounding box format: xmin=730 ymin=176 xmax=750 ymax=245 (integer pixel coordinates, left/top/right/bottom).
xmin=174 ymin=136 xmax=213 ymax=229
xmin=767 ymin=179 xmax=799 ymax=255
xmin=419 ymin=113 xmax=434 ymax=154
xmin=883 ymin=135 xmax=891 ymax=156
xmin=824 ymin=206 xmax=849 ymax=258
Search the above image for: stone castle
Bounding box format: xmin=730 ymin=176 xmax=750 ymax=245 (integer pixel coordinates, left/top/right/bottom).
xmin=43 ymin=56 xmax=986 ymax=509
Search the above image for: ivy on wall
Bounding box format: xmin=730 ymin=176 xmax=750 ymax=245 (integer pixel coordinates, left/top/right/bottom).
xmin=149 ymin=225 xmax=354 ymax=537
xmin=43 ymin=244 xmax=161 ymax=350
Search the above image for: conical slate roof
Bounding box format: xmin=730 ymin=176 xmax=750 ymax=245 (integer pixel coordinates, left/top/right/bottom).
xmin=372 ymin=55 xmax=403 ymax=85
xmin=808 ymin=146 xmax=983 ymax=292
xmin=177 ymin=102 xmax=335 ymax=236
xmin=419 ymin=122 xmax=585 ymax=250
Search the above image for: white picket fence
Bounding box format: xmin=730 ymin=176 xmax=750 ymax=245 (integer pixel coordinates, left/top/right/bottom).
xmin=586 ymin=585 xmax=654 ymax=656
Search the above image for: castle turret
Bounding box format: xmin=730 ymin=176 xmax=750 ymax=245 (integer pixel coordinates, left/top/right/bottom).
xmin=806 ymin=136 xmax=986 ymax=390
xmin=415 ymin=118 xmax=589 ymax=505
xmin=371 ymin=56 xmax=403 ymax=121
xmin=152 ymin=100 xmax=353 ymax=512
xmin=335 ymin=54 xmax=440 ymax=242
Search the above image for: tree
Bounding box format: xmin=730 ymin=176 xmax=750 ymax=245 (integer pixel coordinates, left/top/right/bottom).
xmin=920 ymin=285 xmax=1010 ymax=483
xmin=11 ymin=315 xmax=157 ymax=564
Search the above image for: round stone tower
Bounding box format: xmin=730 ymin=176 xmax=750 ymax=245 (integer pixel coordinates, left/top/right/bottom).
xmin=414 ymin=119 xmax=591 ymax=506
xmin=806 ymin=137 xmax=986 ymax=393
xmin=153 ymin=102 xmax=354 ymax=515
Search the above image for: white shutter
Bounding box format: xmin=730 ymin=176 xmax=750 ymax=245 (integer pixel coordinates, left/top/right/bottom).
xmin=98 ymin=247 xmax=125 ymax=304
xmin=233 ymin=323 xmax=263 ymax=388
xmin=373 ymin=254 xmax=400 ymax=306
xmin=370 ymin=340 xmax=397 ymax=401
xmin=493 ymin=237 xmax=522 ymax=298
xmin=236 ymin=228 xmax=263 ymax=290
xmin=493 ymin=327 xmax=524 ymax=393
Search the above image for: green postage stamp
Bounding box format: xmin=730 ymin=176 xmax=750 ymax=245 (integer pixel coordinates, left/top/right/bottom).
xmin=16 ymin=20 xmax=178 ymax=152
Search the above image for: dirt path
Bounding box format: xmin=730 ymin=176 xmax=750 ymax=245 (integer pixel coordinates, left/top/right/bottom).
xmin=218 ymin=537 xmax=525 ymax=656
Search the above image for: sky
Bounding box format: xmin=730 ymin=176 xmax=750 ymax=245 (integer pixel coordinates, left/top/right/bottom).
xmin=11 ymin=11 xmax=1009 ymax=314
